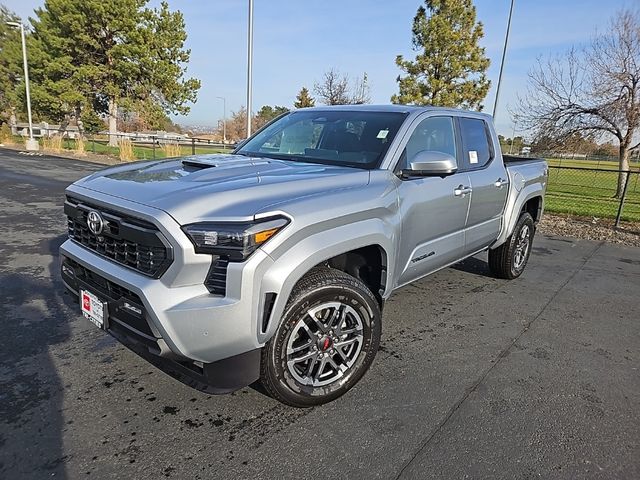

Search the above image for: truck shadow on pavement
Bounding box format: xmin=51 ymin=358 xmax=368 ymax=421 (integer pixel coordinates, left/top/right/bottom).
xmin=450 ymin=255 xmax=493 ymax=277
xmin=0 ymin=234 xmax=72 ymax=479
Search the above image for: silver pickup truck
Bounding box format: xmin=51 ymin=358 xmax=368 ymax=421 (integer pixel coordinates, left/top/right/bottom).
xmin=60 ymin=105 xmax=547 ymax=406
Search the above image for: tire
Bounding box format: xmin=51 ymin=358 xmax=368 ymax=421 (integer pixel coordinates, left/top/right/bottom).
xmin=488 ymin=212 xmax=535 ymax=280
xmin=260 ymin=267 xmax=382 ymax=407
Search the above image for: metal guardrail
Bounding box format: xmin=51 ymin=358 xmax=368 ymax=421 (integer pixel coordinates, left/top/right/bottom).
xmin=80 ymin=135 xmax=235 ymax=160
xmin=10 ymin=127 xmax=237 ymax=161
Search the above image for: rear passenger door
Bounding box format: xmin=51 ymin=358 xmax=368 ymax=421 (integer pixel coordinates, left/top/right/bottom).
xmin=458 ymin=117 xmax=509 ymax=252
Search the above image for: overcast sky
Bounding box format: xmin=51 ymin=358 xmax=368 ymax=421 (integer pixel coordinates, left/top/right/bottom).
xmin=3 ymin=0 xmax=635 ymax=136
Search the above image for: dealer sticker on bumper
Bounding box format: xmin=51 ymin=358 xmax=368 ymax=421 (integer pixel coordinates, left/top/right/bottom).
xmin=81 ymin=290 xmax=106 ymax=329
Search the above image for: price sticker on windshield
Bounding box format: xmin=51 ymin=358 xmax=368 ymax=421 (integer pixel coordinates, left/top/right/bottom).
xmin=377 ymin=129 xmax=389 ymax=139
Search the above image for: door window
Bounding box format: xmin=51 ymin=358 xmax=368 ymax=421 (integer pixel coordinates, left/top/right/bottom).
xmin=459 ymin=117 xmax=492 ymax=170
xmin=399 ymin=116 xmax=457 ymax=170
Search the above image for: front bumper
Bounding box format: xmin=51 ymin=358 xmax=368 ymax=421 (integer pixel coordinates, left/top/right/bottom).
xmin=60 ymin=233 xmax=274 ymax=391
xmin=59 ymin=185 xmax=285 ymax=392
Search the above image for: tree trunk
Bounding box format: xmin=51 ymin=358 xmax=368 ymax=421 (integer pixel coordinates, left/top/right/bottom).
xmin=9 ymin=109 xmax=17 ymax=135
xmin=616 ymin=144 xmax=630 ymax=198
xmin=108 ymin=98 xmax=118 ymax=147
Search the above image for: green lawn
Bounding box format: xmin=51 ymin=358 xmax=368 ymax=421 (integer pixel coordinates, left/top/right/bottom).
xmin=545 ymin=165 xmax=640 ymax=222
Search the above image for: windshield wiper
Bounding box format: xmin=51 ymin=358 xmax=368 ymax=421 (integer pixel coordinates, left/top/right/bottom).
xmin=237 ymin=150 xmax=278 ymax=160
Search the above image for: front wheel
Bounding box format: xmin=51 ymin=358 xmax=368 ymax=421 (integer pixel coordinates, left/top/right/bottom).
xmin=488 ymin=212 xmax=535 ymax=279
xmin=260 ymin=268 xmax=381 ymax=407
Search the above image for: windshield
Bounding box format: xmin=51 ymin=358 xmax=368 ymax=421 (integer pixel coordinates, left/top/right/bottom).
xmin=236 ymin=110 xmax=408 ymax=169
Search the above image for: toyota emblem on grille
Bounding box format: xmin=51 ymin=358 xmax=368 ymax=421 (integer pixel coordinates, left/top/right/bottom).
xmin=87 ymin=210 xmax=104 ymax=235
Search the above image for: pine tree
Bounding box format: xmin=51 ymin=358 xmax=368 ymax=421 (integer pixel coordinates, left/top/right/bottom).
xmin=0 ymin=6 xmax=23 ymax=122
xmin=27 ymin=0 xmax=200 ymax=143
xmin=255 ymin=105 xmax=289 ymax=129
xmin=294 ymin=87 xmax=315 ymax=108
xmin=392 ymin=0 xmax=490 ymax=110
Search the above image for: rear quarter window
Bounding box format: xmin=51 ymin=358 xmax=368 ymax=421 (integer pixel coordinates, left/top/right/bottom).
xmin=459 ymin=117 xmax=492 ymax=170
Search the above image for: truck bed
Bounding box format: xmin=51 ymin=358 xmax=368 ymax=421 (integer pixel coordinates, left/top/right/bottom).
xmin=502 ymin=155 xmax=545 ymax=165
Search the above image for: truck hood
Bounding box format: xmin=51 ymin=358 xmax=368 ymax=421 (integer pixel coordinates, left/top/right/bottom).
xmin=73 ymin=154 xmax=370 ymax=223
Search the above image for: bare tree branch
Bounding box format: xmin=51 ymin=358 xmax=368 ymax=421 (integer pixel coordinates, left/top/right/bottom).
xmin=517 ymin=9 xmax=640 ymax=196
xmin=313 ymin=69 xmax=350 ymax=105
xmin=313 ymin=69 xmax=371 ymax=105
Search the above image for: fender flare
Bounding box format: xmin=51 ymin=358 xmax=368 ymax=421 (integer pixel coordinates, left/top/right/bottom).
xmin=492 ymin=186 xmax=544 ymax=249
xmin=257 ymin=218 xmax=394 ymax=343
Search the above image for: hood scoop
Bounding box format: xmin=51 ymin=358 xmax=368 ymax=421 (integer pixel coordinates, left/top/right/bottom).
xmin=181 ymin=156 xmax=274 ymax=170
xmin=182 ymin=158 xmax=219 ymax=169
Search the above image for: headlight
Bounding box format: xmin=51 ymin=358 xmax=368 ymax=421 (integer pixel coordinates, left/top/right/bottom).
xmin=183 ymin=216 xmax=289 ymax=261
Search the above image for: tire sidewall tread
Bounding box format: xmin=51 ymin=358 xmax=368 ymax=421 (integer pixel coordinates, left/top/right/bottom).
xmin=489 ymin=213 xmax=535 ymax=280
xmin=260 ymin=268 xmax=381 ymax=407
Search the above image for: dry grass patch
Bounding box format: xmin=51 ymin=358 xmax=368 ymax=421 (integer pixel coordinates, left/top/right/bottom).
xmin=75 ymin=136 xmax=86 ymax=156
xmin=42 ymin=135 xmax=63 ymax=153
xmin=160 ymin=142 xmax=181 ymax=158
xmin=0 ymin=124 xmax=14 ymax=145
xmin=118 ymin=138 xmax=135 ymax=162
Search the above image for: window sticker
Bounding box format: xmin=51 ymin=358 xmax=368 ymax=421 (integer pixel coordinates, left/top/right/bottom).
xmin=377 ymin=129 xmax=389 ymax=139
xmin=469 ymin=150 xmax=478 ymax=164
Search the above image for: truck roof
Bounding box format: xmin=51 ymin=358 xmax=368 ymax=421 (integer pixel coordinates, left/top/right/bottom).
xmin=298 ymin=104 xmax=493 ymax=120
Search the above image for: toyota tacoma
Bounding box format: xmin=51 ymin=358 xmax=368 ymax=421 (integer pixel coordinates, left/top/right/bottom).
xmin=60 ymin=105 xmax=547 ymax=407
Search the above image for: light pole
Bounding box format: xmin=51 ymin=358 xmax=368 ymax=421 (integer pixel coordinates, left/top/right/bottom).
xmin=492 ymin=0 xmax=515 ymax=119
xmin=6 ymin=21 xmax=38 ymax=151
xmin=216 ymin=96 xmax=227 ymax=144
xmin=246 ymin=0 xmax=254 ymax=138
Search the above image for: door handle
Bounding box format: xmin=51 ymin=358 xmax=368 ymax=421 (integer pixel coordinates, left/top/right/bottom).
xmin=454 ymin=185 xmax=472 ymax=197
xmin=494 ymin=178 xmax=509 ymax=188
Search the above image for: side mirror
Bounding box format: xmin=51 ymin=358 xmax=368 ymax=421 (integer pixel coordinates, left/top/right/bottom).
xmin=403 ymin=151 xmax=457 ymax=177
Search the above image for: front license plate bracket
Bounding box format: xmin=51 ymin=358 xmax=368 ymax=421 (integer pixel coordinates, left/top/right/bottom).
xmin=80 ymin=289 xmax=109 ymax=330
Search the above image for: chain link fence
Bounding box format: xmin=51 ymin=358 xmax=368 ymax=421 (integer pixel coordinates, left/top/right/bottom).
xmin=546 ymin=166 xmax=640 ymax=225
xmin=537 ymin=150 xmax=640 ymax=168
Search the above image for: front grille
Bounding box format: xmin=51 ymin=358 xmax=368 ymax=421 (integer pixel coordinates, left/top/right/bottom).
xmin=67 ymin=258 xmax=139 ymax=304
xmin=65 ymin=196 xmax=172 ymax=278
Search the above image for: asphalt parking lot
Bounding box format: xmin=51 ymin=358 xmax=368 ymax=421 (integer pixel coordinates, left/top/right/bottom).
xmin=1 ymin=149 xmax=639 ymax=479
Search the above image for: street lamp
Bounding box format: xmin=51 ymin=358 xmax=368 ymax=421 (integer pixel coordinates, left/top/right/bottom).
xmin=492 ymin=0 xmax=515 ymax=120
xmin=216 ymin=96 xmax=227 ymax=145
xmin=246 ymin=0 xmax=254 ymax=138
xmin=6 ymin=21 xmax=38 ymax=151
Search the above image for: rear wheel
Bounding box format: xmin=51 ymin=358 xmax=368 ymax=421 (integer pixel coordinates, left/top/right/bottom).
xmin=488 ymin=212 xmax=535 ymax=279
xmin=261 ymin=268 xmax=381 ymax=407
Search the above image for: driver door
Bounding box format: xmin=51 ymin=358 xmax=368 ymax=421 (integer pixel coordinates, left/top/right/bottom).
xmin=395 ymin=115 xmax=471 ymax=287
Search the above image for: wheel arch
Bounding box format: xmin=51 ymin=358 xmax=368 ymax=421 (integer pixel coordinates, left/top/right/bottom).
xmin=258 ymin=220 xmax=394 ymax=344
xmin=492 ymin=188 xmax=545 ymax=249
xmin=319 ymin=244 xmax=388 ymax=307
xmin=522 ymin=195 xmax=543 ymax=223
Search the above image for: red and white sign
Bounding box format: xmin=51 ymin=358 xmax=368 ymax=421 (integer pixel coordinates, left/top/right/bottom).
xmin=80 ymin=290 xmax=104 ymax=329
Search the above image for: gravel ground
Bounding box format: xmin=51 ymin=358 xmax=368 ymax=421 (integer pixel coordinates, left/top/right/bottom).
xmin=539 ymin=213 xmax=640 ymax=247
